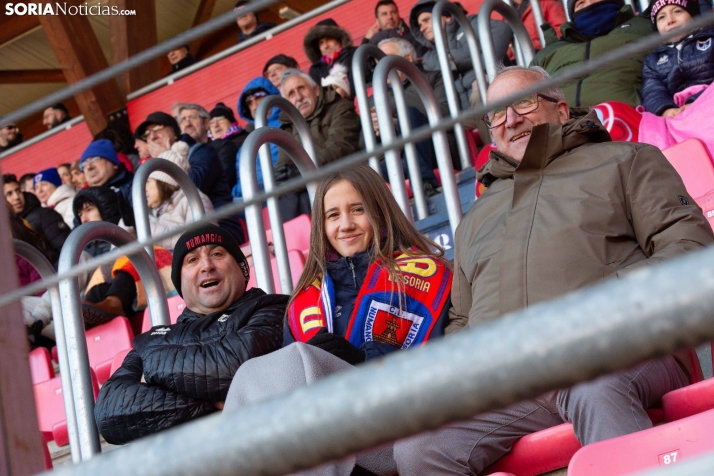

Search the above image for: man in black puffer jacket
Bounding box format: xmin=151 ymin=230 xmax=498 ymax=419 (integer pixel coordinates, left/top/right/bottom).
xmin=18 ymin=190 xmax=70 ymax=265
xmin=94 ymin=225 xmax=287 ymax=444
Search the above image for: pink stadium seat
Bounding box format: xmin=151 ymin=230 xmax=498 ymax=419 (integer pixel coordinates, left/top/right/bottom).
xmin=34 ymin=370 xmax=99 ymax=447
xmin=284 ymin=214 xmax=311 ymax=254
xmin=29 ymin=347 xmax=54 ymax=384
xmin=247 ymin=249 xmax=306 ymax=294
xmin=262 ymin=206 xmax=271 ymax=230
xmin=85 ymin=317 xmax=134 ymax=385
xmin=661 ymin=342 xmax=714 ymax=422
xmin=141 ymin=295 xmax=186 ymax=334
xmin=109 ymin=349 xmax=132 ymax=377
xmin=484 ymin=409 xmax=665 ymax=475
xmin=568 ymin=408 xmax=714 ymax=475
xmin=662 ymin=139 xmax=714 ymax=230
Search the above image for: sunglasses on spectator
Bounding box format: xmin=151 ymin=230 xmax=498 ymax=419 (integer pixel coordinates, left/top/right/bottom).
xmin=483 ymin=94 xmax=559 ymax=129
xmin=141 ymin=124 xmax=166 ymax=140
xmin=80 ymin=156 xmax=104 ymax=172
xmin=1 ymin=125 xmax=17 ymax=131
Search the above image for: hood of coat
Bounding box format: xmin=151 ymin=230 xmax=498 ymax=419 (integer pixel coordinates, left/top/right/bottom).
xmin=72 ymin=186 xmax=122 ymax=225
xmin=47 ymin=184 xmax=76 ymax=207
xmin=278 ymin=86 xmax=341 ymax=125
xmin=237 ymin=76 xmax=281 ymax=123
xmin=477 ymin=108 xmax=611 ymax=185
xmin=303 ymin=23 xmax=353 ymax=64
xmin=409 ymin=0 xmax=457 ymax=48
xmin=19 ymin=191 xmax=41 ymax=217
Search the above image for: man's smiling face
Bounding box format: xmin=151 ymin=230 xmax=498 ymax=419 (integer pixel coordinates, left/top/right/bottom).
xmin=180 ymin=244 xmax=246 ymax=315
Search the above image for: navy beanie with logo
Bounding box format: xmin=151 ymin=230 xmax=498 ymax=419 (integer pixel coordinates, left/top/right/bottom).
xmin=80 ymin=139 xmax=120 ymax=166
xmin=33 ymin=168 xmax=62 ymax=188
xmin=171 ymin=224 xmax=250 ymax=297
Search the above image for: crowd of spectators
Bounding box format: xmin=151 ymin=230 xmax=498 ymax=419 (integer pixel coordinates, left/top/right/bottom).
xmin=6 ymin=0 xmax=714 ymax=471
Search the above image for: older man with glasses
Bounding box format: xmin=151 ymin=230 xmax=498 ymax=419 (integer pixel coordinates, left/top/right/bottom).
xmin=0 ymin=123 xmax=23 ymax=153
xmin=393 ymin=65 xmax=714 ymax=475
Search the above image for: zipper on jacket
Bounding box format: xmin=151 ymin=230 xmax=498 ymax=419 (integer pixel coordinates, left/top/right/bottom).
xmin=575 ymin=41 xmax=591 ymax=107
xmin=347 ymin=258 xmax=357 ymax=288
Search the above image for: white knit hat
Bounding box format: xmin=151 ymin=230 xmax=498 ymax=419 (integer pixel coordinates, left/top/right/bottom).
xmin=149 ymin=141 xmax=190 ymax=187
xmin=320 ymin=64 xmax=351 ymax=97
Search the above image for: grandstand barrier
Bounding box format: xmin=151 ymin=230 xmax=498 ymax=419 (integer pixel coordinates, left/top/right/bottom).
xmin=479 ymin=0 xmax=536 ymax=80
xmin=239 ymin=127 xmax=317 ymax=294
xmin=374 ymin=55 xmax=463 ymax=235
xmin=132 ymin=158 xmax=207 ymax=262
xmin=39 ymin=243 xmax=714 ymax=476
xmin=433 ymin=0 xmax=487 ymax=169
xmin=254 ymin=96 xmax=317 ymax=295
xmin=57 ymin=222 xmax=170 ymax=461
xmin=13 ymin=240 xmax=81 ymax=463
xmin=352 ymin=44 xmax=386 ymax=176
xmin=502 ymin=0 xmax=547 ymax=50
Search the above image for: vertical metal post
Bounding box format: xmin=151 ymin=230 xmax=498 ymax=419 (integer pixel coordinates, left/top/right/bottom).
xmin=562 ymin=0 xmax=571 ymax=21
xmin=374 ymin=56 xmax=463 ymax=233
xmin=432 ymin=0 xmax=486 ymax=170
xmin=479 ymin=0 xmax=536 ymax=80
xmin=239 ymin=127 xmax=317 ymax=293
xmin=352 ymin=44 xmax=386 ymax=176
xmin=624 ymin=0 xmax=636 ymax=12
xmin=58 ymin=222 xmax=170 ymax=460
xmin=254 ymin=96 xmax=317 ymax=294
xmin=529 ymin=0 xmax=548 ymax=49
xmin=13 ymin=241 xmax=81 ymax=464
xmin=132 ymin=158 xmax=207 ymax=266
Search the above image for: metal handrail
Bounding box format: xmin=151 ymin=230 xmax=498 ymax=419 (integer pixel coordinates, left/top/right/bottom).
xmin=352 ymin=44 xmax=386 ymax=176
xmin=529 ymin=0 xmax=548 ymax=48
xmin=432 ymin=0 xmax=486 ymax=170
xmin=132 ymin=158 xmax=207 ymax=262
xmin=254 ymin=97 xmax=316 ymax=294
xmin=562 ymin=0 xmax=570 ymax=21
xmin=0 ymin=115 xmax=85 ymax=159
xmin=42 ymin=244 xmax=714 ymax=476
xmin=479 ymin=0 xmax=536 ymax=80
xmin=13 ymin=241 xmax=81 ymax=463
xmin=239 ymin=127 xmax=317 ymax=293
xmin=57 ymin=222 xmax=170 ymax=460
xmin=373 ymin=56 xmax=463 ymax=234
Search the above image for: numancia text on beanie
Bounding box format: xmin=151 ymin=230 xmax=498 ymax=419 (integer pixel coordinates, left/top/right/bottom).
xmin=171 ymin=224 xmax=250 ymax=297
xmin=80 ymin=139 xmax=119 ymax=166
xmin=34 ymin=168 xmax=62 ymax=188
xmin=649 ymin=0 xmax=700 ymax=23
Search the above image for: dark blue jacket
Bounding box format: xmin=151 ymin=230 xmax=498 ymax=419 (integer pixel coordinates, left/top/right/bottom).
xmin=234 ymin=77 xmax=282 ymax=198
xmin=642 ymin=26 xmax=714 ymax=115
xmin=74 ymin=165 xmax=135 ymax=228
xmin=182 ymin=135 xmax=245 ymax=243
xmin=283 ymin=250 xmax=448 ymax=361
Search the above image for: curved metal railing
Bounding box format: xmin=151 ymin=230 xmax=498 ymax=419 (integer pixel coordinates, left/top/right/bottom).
xmin=57 ymin=222 xmax=170 ymax=460
xmin=352 ymin=44 xmax=386 ymax=176
xmin=479 ymin=0 xmax=536 ymax=80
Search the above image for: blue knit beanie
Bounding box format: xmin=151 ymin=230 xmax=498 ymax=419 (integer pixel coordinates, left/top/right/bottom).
xmin=33 ymin=168 xmax=62 ymax=188
xmin=80 ymin=139 xmax=119 ymax=166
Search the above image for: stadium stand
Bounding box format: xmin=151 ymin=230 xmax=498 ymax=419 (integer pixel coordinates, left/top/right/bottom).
xmin=29 ymin=347 xmax=55 ymax=385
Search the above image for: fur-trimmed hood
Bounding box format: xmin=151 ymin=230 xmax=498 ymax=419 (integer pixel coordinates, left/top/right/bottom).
xmin=303 ymin=19 xmax=353 ymax=64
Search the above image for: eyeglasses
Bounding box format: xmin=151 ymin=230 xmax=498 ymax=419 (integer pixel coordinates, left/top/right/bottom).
xmin=483 ymin=94 xmax=559 ymax=129
xmin=178 ymin=114 xmax=202 ymax=124
xmin=80 ymin=156 xmax=104 ymax=172
xmin=141 ymin=124 xmax=166 ymax=140
xmin=1 ymin=125 xmax=17 ymax=131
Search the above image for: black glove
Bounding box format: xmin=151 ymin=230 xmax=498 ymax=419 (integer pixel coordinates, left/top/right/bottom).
xmin=28 ymin=320 xmax=44 ymax=340
xmin=115 ymin=190 xmax=135 ymax=228
xmin=306 ymin=328 xmax=366 ymax=366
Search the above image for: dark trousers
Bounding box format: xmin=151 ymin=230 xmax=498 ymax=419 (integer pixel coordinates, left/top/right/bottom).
xmin=381 ymin=107 xmax=439 ymax=188
xmin=85 ymin=270 xmax=137 ymax=316
xmin=394 ymin=356 xmax=689 ymax=475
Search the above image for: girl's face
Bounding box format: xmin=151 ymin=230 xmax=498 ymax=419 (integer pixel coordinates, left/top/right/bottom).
xmin=35 ymin=181 xmax=56 ymax=205
xmin=323 ymin=180 xmax=374 ymax=257
xmin=146 ymin=178 xmax=162 ymax=209
xmin=656 ymin=5 xmax=693 ymax=41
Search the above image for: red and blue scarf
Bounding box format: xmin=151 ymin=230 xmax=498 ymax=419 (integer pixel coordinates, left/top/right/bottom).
xmin=288 ymin=253 xmax=451 ymax=350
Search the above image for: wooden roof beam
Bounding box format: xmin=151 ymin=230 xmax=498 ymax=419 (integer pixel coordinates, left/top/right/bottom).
xmin=0 ymin=69 xmax=66 ymax=83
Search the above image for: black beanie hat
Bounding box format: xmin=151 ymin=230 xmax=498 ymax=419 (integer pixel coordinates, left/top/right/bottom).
xmin=171 ymin=224 xmax=250 ymax=297
xmin=262 ymin=54 xmax=299 ymax=76
xmin=648 ymin=0 xmax=700 ymax=23
xmin=209 ymin=102 xmax=237 ymax=123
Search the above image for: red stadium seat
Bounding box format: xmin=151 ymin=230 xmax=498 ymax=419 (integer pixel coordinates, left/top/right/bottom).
xmin=567 ymin=408 xmax=714 ymax=475
xmin=662 ymin=139 xmax=714 ymax=231
xmin=85 ymin=317 xmax=134 ymax=385
xmin=484 ymin=409 xmax=665 ymax=475
xmin=283 ymin=214 xmax=312 ymax=255
xmin=141 ymin=295 xmax=186 ymax=334
xmin=29 ymin=347 xmax=54 ymax=384
xmin=34 ymin=370 xmax=99 ymax=447
xmin=592 ymin=102 xmax=641 ymax=142
xmin=247 ymin=249 xmax=306 ymax=294
xmin=661 ymin=343 xmax=714 ymax=422
xmin=109 ymin=349 xmax=132 ymax=377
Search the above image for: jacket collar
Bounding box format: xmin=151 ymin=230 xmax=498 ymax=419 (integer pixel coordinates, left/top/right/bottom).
xmin=478 ymin=109 xmax=611 ymax=185
xmin=560 ymin=4 xmax=635 ymax=42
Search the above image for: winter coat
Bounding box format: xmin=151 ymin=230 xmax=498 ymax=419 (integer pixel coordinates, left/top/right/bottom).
xmin=237 ymin=20 xmax=277 ymax=43
xmin=46 ymin=184 xmax=76 ymax=229
xmin=409 ymin=0 xmax=513 ymax=108
xmin=642 ymin=26 xmax=714 ymax=115
xmin=304 ymin=23 xmax=358 ymax=98
xmin=209 ymin=138 xmax=239 ymax=191
xmin=182 ymin=135 xmax=245 ymax=244
xmin=234 ymin=77 xmax=282 ymax=198
xmin=16 ymin=256 xmax=41 ymax=288
xmin=531 ymin=6 xmax=654 ymax=107
xmin=19 ymin=192 xmax=70 ymax=265
xmin=149 ymin=189 xmax=214 ymax=251
xmin=276 ymin=87 xmax=362 ymax=169
xmin=483 ymin=0 xmax=566 ymax=51
xmin=448 ymin=109 xmax=714 ymax=335
xmin=363 ymin=18 xmax=429 ymax=58
xmin=94 ymin=288 xmax=288 ymax=445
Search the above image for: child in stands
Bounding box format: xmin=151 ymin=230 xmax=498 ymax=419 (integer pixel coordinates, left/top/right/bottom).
xmin=642 ymin=0 xmax=714 ymax=116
